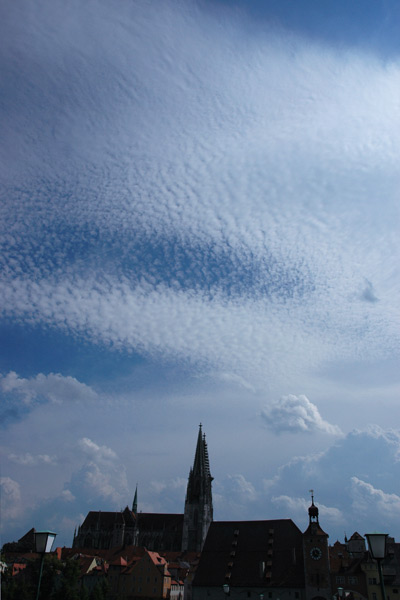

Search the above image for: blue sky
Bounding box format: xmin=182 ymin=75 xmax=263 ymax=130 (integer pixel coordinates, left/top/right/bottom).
xmin=1 ymin=0 xmax=400 ymax=548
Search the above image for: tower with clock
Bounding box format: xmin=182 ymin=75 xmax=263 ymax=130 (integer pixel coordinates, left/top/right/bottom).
xmin=302 ymin=491 xmax=332 ymax=600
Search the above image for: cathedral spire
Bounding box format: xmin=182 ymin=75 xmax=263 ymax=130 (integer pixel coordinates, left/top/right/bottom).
xmin=182 ymin=424 xmax=213 ymax=552
xmin=132 ymin=484 xmax=138 ymax=514
xmin=191 ymin=423 xmax=212 ymax=484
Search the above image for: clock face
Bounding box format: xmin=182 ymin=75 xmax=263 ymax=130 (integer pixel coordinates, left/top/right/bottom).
xmin=310 ymin=547 xmax=322 ymax=560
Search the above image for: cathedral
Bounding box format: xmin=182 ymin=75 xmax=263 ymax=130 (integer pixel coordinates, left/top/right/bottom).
xmin=73 ymin=424 xmax=213 ymax=552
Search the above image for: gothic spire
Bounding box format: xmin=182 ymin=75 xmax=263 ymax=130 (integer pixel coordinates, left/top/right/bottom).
xmin=191 ymin=423 xmax=212 ymax=482
xmin=182 ymin=424 xmax=213 ymax=552
xmin=132 ymin=484 xmax=138 ymax=514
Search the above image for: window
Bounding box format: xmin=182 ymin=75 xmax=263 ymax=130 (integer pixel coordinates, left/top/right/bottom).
xmin=247 ymin=592 xmax=251 ymax=598
xmin=372 ymin=594 xmax=377 ymax=600
xmin=336 ymin=576 xmax=345 ymax=584
xmin=369 ymin=578 xmax=377 ymax=585
xmin=348 ymin=576 xmax=358 ymax=584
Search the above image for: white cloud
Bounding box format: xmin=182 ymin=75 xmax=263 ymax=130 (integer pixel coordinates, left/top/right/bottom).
xmin=67 ymin=438 xmax=128 ymax=505
xmin=350 ymin=477 xmax=400 ymax=519
xmin=0 ymin=371 xmax=97 ymax=404
xmin=0 ymin=0 xmax=399 ymax=395
xmin=226 ymin=474 xmax=258 ymax=502
xmin=0 ymin=477 xmax=22 ymax=520
xmin=271 ymin=494 xmax=344 ymax=524
xmin=8 ymin=452 xmax=57 ymax=466
xmin=261 ymin=394 xmax=343 ymax=435
xmin=150 ymin=481 xmax=167 ymax=495
xmin=78 ymin=437 xmax=117 ymax=462
xmin=60 ymin=489 xmax=75 ymax=502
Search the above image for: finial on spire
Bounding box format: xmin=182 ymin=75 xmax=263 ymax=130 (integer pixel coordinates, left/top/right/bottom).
xmin=309 ymin=489 xmax=314 ymax=504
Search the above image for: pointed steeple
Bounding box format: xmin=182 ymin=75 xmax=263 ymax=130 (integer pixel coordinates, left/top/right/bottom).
xmin=182 ymin=424 xmax=213 ymax=552
xmin=187 ymin=424 xmax=213 ymax=499
xmin=132 ymin=484 xmax=138 ymax=514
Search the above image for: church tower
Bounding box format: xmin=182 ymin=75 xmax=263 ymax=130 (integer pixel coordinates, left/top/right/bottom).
xmin=182 ymin=424 xmax=213 ymax=552
xmin=303 ymin=491 xmax=331 ymax=600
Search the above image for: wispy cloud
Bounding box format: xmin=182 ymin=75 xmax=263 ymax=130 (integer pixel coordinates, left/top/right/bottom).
xmin=8 ymin=452 xmax=57 ymax=466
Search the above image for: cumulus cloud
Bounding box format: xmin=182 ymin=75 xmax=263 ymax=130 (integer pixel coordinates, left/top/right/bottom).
xmin=271 ymin=494 xmax=344 ymax=524
xmin=227 ymin=474 xmax=258 ymax=501
xmin=68 ymin=438 xmax=129 ymax=505
xmin=261 ymin=394 xmax=342 ymax=435
xmin=259 ymin=427 xmax=400 ymax=537
xmin=60 ymin=489 xmax=75 ymax=503
xmin=0 ymin=371 xmax=97 ymax=405
xmin=351 ymin=477 xmax=400 ymax=519
xmin=78 ymin=437 xmax=117 ymax=462
xmin=0 ymin=477 xmax=22 ymax=520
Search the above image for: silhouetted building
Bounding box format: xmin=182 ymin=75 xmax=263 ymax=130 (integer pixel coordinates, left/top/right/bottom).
xmin=73 ymin=425 xmax=213 ymax=552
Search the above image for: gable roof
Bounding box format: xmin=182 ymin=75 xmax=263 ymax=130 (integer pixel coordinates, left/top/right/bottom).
xmin=193 ymin=520 xmax=305 ymax=589
xmin=80 ymin=509 xmax=136 ymax=531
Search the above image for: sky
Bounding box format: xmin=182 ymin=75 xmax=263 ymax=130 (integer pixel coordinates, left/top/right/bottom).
xmin=1 ymin=0 xmax=399 ymax=549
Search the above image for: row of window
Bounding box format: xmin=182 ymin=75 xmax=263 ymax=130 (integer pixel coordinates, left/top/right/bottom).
xmin=336 ymin=576 xmax=358 ymax=584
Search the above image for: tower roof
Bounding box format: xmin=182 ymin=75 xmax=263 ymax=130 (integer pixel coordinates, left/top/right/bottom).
xmin=303 ymin=493 xmax=328 ymax=537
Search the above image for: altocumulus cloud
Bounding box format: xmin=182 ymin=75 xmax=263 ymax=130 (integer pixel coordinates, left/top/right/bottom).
xmin=261 ymin=394 xmax=343 ymax=435
xmin=0 ymin=0 xmax=399 ymax=394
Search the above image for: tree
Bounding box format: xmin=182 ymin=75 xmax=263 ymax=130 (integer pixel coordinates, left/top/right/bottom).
xmin=51 ymin=558 xmax=82 ymax=600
